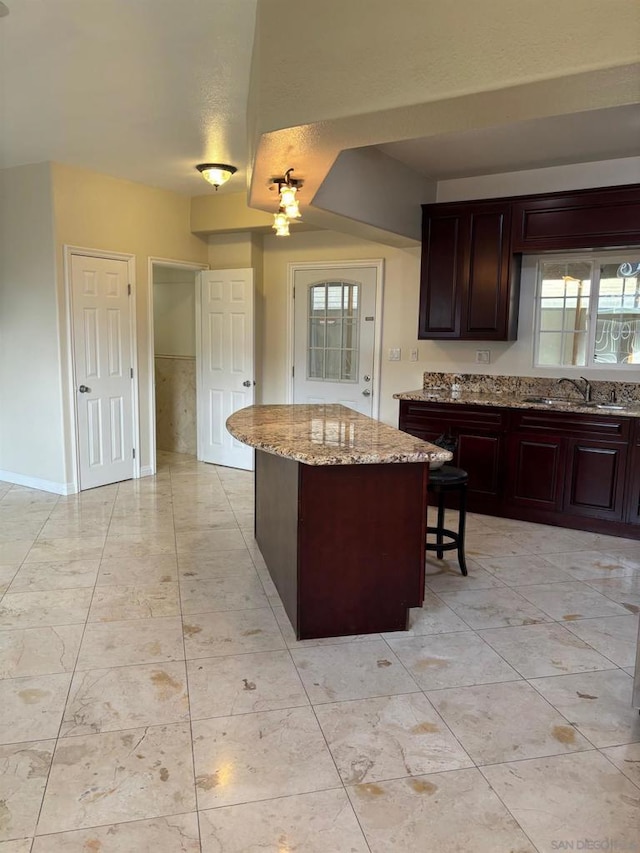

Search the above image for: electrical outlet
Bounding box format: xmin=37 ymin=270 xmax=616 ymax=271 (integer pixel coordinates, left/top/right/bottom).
xmin=410 ymin=348 xmax=419 ymax=362
xmin=475 ymin=350 xmax=491 ymax=364
xmin=388 ymin=348 xmax=401 ymax=361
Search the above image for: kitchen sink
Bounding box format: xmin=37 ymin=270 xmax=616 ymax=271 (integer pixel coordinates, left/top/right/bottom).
xmin=522 ymin=396 xmax=575 ymax=405
xmin=522 ymin=397 xmax=627 ymax=411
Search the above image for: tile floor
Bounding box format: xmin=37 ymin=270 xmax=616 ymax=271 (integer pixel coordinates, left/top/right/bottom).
xmin=1 ymin=451 xmax=639 ymax=852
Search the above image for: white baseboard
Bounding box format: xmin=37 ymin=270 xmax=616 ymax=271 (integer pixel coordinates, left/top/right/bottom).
xmin=139 ymin=466 xmax=155 ymax=478
xmin=0 ymin=470 xmax=77 ymax=495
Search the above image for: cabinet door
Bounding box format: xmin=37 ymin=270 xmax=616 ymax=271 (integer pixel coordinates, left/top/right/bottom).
xmin=564 ymin=440 xmax=627 ymax=521
xmin=506 ymin=433 xmax=565 ymax=511
xmin=457 ymin=432 xmax=503 ymax=503
xmin=462 ymin=204 xmax=519 ymax=340
xmin=625 ymin=425 xmax=640 ymax=525
xmin=418 ymin=212 xmax=463 ymax=338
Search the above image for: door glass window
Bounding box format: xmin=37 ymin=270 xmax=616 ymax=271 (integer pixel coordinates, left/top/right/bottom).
xmin=307 ymin=281 xmax=360 ymax=381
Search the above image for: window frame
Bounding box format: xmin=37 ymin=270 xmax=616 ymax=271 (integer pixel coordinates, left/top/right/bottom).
xmin=533 ymin=250 xmax=640 ymax=371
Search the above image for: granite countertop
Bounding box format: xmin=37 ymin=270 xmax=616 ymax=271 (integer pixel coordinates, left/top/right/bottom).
xmin=226 ymin=404 xmax=452 ymax=466
xmin=394 ymin=389 xmax=640 ymax=418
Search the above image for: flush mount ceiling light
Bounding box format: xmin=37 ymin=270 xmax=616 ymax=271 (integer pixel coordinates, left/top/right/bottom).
xmin=270 ymin=168 xmax=303 ymax=235
xmin=196 ymin=163 xmax=237 ymax=190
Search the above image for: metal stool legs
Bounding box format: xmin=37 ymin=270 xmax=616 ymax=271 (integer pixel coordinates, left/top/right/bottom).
xmin=426 ymin=476 xmax=468 ymax=577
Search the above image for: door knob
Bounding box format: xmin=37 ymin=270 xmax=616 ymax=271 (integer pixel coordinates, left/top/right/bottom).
xmin=362 ymin=389 xmax=371 ymax=396
xmin=78 ymin=385 xmax=91 ymax=393
xmin=364 ymin=375 xmax=371 ymax=382
xmin=242 ymin=380 xmax=255 ymax=387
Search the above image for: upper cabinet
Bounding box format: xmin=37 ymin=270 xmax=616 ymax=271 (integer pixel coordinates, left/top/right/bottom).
xmin=512 ymin=185 xmax=640 ymax=252
xmin=419 ymin=183 xmax=640 ymax=342
xmin=418 ymin=199 xmax=520 ymax=341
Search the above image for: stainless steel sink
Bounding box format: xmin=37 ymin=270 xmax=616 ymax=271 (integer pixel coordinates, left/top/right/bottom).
xmin=522 ymin=397 xmax=627 ymax=411
xmin=522 ymin=396 xmax=574 ymax=405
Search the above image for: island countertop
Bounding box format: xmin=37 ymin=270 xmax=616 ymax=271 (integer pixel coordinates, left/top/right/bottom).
xmin=226 ymin=404 xmax=452 ymax=466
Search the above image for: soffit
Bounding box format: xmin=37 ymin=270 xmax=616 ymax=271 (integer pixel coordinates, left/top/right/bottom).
xmin=375 ymin=106 xmax=640 ymax=181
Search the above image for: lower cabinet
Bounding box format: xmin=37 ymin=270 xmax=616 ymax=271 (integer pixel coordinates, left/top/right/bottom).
xmin=564 ymin=439 xmax=628 ymax=520
xmin=506 ymin=433 xmax=565 ymax=512
xmin=398 ymin=400 xmax=639 ymax=538
xmin=399 ymin=402 xmax=505 ymax=512
xmin=626 ymin=422 xmax=640 ymax=525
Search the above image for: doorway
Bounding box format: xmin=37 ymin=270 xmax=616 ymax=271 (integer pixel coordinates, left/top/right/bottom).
xmin=289 ymin=261 xmax=384 ymax=417
xmin=152 ymin=264 xmax=199 ymax=460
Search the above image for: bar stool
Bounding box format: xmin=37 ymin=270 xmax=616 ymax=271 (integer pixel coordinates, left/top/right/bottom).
xmin=426 ymin=463 xmax=469 ymax=576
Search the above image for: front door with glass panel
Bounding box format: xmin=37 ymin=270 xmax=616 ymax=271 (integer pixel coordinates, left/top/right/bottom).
xmin=293 ymin=265 xmax=378 ymax=416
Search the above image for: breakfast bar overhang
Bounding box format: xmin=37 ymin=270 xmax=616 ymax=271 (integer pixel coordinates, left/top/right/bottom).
xmin=226 ymin=404 xmax=450 ymax=640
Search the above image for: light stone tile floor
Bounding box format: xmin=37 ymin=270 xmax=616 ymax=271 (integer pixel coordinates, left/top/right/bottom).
xmin=0 ymin=451 xmax=639 ymax=852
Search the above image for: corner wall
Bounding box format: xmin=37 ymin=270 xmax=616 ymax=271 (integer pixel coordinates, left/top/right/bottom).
xmin=51 ymin=163 xmax=209 ymax=478
xmin=0 ymin=164 xmax=68 ymax=491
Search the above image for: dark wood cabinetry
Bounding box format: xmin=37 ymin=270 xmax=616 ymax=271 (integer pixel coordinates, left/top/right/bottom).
xmin=419 ymin=201 xmax=519 ymax=341
xmin=564 ymin=439 xmax=628 ymax=520
xmin=398 ymin=400 xmax=640 ymax=539
xmin=399 ymin=402 xmax=506 ymax=511
xmin=506 ymin=433 xmax=565 ymax=512
xmin=419 ymin=183 xmax=640 ymax=341
xmin=626 ymin=421 xmax=640 ymax=525
xmin=512 ymin=184 xmax=640 ymax=252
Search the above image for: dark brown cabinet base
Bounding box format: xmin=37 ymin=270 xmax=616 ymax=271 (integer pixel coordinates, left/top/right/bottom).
xmin=255 ymin=450 xmax=429 ymax=639
xmin=399 ymin=401 xmax=640 ymax=540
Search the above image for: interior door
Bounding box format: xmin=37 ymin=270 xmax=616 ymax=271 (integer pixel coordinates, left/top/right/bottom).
xmin=197 ymin=269 xmax=254 ymax=470
xmin=71 ymin=254 xmax=134 ymax=490
xmin=293 ymin=265 xmax=378 ymax=416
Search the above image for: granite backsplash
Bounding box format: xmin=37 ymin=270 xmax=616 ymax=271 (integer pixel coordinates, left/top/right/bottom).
xmin=422 ymin=372 xmax=640 ymax=405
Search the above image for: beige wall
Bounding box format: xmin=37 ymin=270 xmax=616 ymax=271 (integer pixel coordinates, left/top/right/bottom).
xmin=51 ymin=163 xmax=208 ymax=477
xmin=258 ymin=158 xmax=640 ymax=428
xmin=0 ymin=164 xmax=68 ymax=489
xmin=260 ymin=230 xmax=423 ymax=425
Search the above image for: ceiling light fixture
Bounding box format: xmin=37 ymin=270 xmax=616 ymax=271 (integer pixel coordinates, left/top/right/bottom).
xmin=272 ymin=212 xmax=290 ymax=237
xmin=196 ymin=163 xmax=237 ymax=190
xmin=270 ymin=168 xmax=302 ymax=235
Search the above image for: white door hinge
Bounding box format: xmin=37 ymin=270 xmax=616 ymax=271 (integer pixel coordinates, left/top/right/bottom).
xmin=130 ymin=368 xmax=133 ymax=379
xmin=132 ymin=448 xmax=136 ymax=459
xmin=128 ymin=284 xmax=132 ymax=296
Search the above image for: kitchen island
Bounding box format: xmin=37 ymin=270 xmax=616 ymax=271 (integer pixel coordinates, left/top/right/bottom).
xmin=226 ymin=404 xmax=450 ymax=639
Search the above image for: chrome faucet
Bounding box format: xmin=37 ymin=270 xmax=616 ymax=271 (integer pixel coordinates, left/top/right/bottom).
xmin=558 ymin=376 xmax=592 ymax=403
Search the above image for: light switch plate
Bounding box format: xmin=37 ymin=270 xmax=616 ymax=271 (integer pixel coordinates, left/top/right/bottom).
xmin=476 ymin=350 xmax=491 ymax=364
xmin=410 ymin=348 xmax=419 ymax=362
xmin=388 ymin=348 xmax=401 ymax=361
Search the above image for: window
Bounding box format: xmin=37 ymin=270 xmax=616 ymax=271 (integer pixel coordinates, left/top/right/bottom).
xmin=307 ymin=280 xmax=360 ymax=382
xmin=534 ymin=253 xmax=640 ymax=368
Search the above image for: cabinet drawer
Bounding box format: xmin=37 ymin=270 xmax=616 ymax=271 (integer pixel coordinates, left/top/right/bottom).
xmin=400 ymin=401 xmax=507 ymax=431
xmin=511 ymin=410 xmax=630 ymax=440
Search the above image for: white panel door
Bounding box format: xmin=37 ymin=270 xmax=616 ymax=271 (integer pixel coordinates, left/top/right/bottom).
xmin=198 ymin=269 xmax=254 ymax=470
xmin=71 ymin=255 xmax=134 ymax=490
xmin=293 ymin=265 xmax=378 ymax=415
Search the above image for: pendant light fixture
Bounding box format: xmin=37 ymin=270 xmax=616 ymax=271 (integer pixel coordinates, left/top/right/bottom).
xmin=196 ymin=163 xmax=237 ymax=190
xmin=271 ymin=168 xmax=302 ymax=236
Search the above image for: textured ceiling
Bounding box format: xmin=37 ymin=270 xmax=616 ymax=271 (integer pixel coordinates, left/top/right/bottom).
xmin=0 ymin=0 xmax=257 ymax=194
xmin=1 ymin=1 xmax=638 ymax=206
